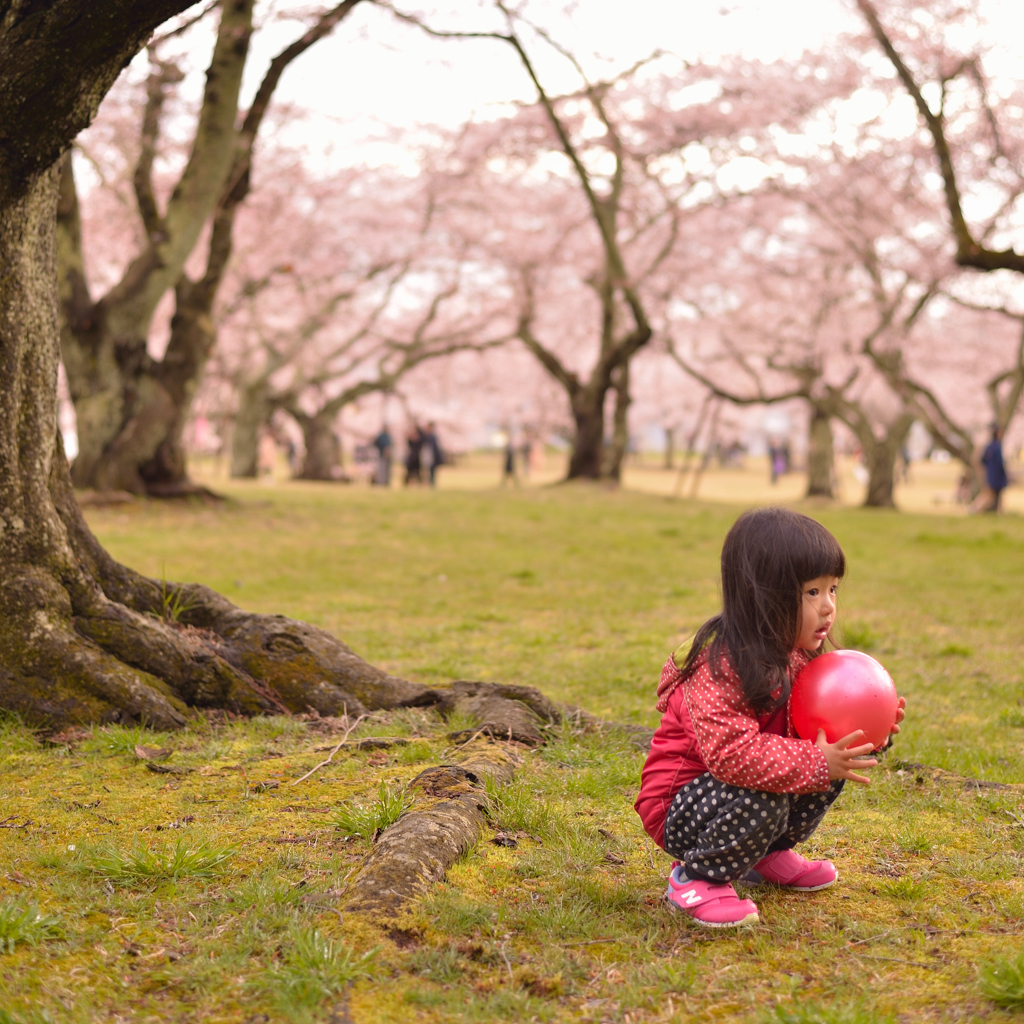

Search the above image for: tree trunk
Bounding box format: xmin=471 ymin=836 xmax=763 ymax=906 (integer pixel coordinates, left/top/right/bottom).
xmin=862 ymin=414 xmax=913 ymax=509
xmin=135 ymin=277 xmax=219 ymax=495
xmin=602 ymin=362 xmax=631 ymax=482
xmin=805 ymin=402 xmax=836 ymax=499
xmin=231 ymin=380 xmax=273 ymax=478
xmin=567 ymin=386 xmax=607 ymax=480
xmin=664 ymin=425 xmax=675 ymax=470
xmin=297 ymin=412 xmax=342 ymax=481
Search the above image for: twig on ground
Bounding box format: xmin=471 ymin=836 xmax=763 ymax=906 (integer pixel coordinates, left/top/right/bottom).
xmin=560 ymin=938 xmax=617 ymax=946
xmin=499 ymin=936 xmax=514 ymax=984
xmin=0 ymin=816 xmax=32 ymax=829
xmin=643 ymin=837 xmax=656 ymax=870
xmin=848 ymin=928 xmax=892 ymax=946
xmin=289 ymin=715 xmax=367 ymax=786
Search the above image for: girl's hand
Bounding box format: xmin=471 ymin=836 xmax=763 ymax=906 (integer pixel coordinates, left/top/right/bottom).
xmin=816 ymin=729 xmax=877 ymax=785
xmin=889 ymin=696 xmax=907 ymax=736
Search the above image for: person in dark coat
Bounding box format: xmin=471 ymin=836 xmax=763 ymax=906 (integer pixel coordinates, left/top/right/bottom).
xmin=404 ymin=425 xmax=423 ymax=486
xmin=372 ymin=426 xmax=392 ymax=487
xmin=978 ymin=424 xmax=1009 ymax=513
xmin=422 ymin=421 xmax=443 ymax=487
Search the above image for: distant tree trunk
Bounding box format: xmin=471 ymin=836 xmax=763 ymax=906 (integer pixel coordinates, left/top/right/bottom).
xmin=567 ymin=388 xmax=607 ymax=480
xmin=861 ymin=413 xmax=914 ymax=509
xmin=805 ymin=402 xmax=836 ymax=499
xmin=296 ymin=411 xmax=342 ymax=481
xmin=664 ymin=424 xmax=676 ymax=470
xmin=603 ymin=362 xmax=631 ymax=482
xmin=136 ymin=276 xmax=219 ymax=496
xmin=231 ymin=381 xmax=273 ymax=478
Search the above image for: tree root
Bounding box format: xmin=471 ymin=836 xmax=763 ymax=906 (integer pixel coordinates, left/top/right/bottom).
xmin=340 ymin=688 xmax=660 ymax=917
xmin=0 ymin=568 xmax=189 ymax=730
xmin=0 ymin=437 xmax=442 ymax=731
xmin=435 ymin=680 xmax=562 ymax=746
xmin=345 ymin=738 xmax=520 ymax=917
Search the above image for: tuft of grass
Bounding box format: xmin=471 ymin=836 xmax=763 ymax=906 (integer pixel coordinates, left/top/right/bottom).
xmin=485 ymin=778 xmax=557 ymax=838
xmin=264 ymin=926 xmax=376 ymax=1019
xmin=158 ymin=570 xmax=199 ymax=623
xmin=0 ymin=898 xmax=61 ymax=953
xmin=894 ymin=829 xmax=933 ymax=855
xmin=766 ymin=1001 xmax=897 ymax=1024
xmin=406 ymin=945 xmax=465 ymax=983
xmin=82 ymin=837 xmax=236 ymax=880
xmin=333 ymin=779 xmax=411 ymax=841
xmin=841 ymin=620 xmax=878 ymax=651
xmin=876 ymin=876 xmax=927 ymax=901
xmin=0 ymin=712 xmax=37 ymax=755
xmin=938 ymin=642 xmax=972 ymax=657
xmin=980 ymin=949 xmax=1024 ymax=1008
xmin=86 ymin=722 xmax=172 ymax=756
xmin=998 ymin=706 xmax=1024 ymax=727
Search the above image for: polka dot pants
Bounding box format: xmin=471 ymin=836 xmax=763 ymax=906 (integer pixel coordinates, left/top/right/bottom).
xmin=663 ymin=773 xmax=844 ymax=883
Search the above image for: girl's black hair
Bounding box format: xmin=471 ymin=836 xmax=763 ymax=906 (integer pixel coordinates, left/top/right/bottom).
xmin=679 ymin=506 xmax=845 ymax=712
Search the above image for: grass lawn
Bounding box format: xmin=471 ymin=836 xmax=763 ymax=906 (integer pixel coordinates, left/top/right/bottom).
xmin=1 ymin=481 xmax=1022 ymax=1023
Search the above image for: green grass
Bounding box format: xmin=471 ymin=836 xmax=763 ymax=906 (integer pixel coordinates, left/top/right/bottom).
xmin=0 ymin=898 xmax=61 ymax=953
xmin=981 ymin=949 xmax=1024 ymax=1009
xmin=333 ymin=780 xmax=412 ymax=842
xmin=0 ymin=480 xmax=1021 ymax=1022
xmin=81 ymin=836 xmax=237 ymax=880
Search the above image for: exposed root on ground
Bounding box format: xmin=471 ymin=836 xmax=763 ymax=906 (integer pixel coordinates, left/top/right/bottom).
xmin=0 ymin=443 xmax=436 ymax=731
xmin=345 ymin=738 xmax=521 ymax=917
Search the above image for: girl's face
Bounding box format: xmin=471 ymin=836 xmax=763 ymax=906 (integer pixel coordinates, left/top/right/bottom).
xmin=796 ymin=575 xmax=839 ymax=650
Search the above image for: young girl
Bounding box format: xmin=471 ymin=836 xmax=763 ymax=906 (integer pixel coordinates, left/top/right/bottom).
xmin=635 ymin=507 xmax=905 ymax=928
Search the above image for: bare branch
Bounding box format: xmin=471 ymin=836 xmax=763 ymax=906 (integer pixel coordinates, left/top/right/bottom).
xmin=855 ymin=0 xmax=1024 ymax=274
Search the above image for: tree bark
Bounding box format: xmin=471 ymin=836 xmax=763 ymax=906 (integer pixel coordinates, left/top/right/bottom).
xmin=663 ymin=424 xmax=676 ymax=470
xmin=567 ymin=389 xmax=607 ymax=480
xmin=346 ymin=740 xmax=520 ymax=917
xmin=858 ymin=413 xmax=913 ymax=509
xmin=231 ymin=380 xmax=273 ymax=478
xmin=0 ymin=0 xmax=440 ymax=733
xmin=295 ymin=411 xmax=342 ymax=481
xmin=805 ymin=402 xmax=835 ymax=499
xmin=602 ymin=361 xmax=631 ymax=482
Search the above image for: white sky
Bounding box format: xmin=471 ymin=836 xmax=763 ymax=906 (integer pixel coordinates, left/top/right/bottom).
xmin=243 ymin=0 xmax=864 ymax=166
xmin=143 ymin=0 xmax=1024 ymax=173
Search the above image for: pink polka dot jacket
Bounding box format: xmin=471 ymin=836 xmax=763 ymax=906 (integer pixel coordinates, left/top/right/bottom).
xmin=634 ymin=645 xmax=831 ymax=849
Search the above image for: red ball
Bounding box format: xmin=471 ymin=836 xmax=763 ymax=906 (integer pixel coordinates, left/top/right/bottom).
xmin=790 ymin=650 xmax=898 ymax=749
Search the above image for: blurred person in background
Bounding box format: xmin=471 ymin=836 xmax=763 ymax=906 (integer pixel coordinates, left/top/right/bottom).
xmin=404 ymin=424 xmax=424 ymax=486
xmin=422 ymin=422 xmax=443 ymax=487
xmin=975 ymin=424 xmax=1009 ymax=513
xmin=373 ymin=425 xmax=393 ymax=487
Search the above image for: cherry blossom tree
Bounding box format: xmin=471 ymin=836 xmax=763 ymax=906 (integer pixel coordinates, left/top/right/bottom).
xmin=855 ymin=0 xmax=1024 ymax=276
xmin=853 ymin=0 xmax=1024 ymax=475
xmin=384 ymin=0 xmax=858 ymax=481
xmin=202 ymin=157 xmax=515 ymax=480
xmin=58 ymin=0 xmax=365 ymax=496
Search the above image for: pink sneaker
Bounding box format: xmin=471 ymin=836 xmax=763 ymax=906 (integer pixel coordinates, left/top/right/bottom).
xmin=665 ymin=863 xmax=759 ymax=928
xmin=745 ymin=849 xmax=838 ymax=891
